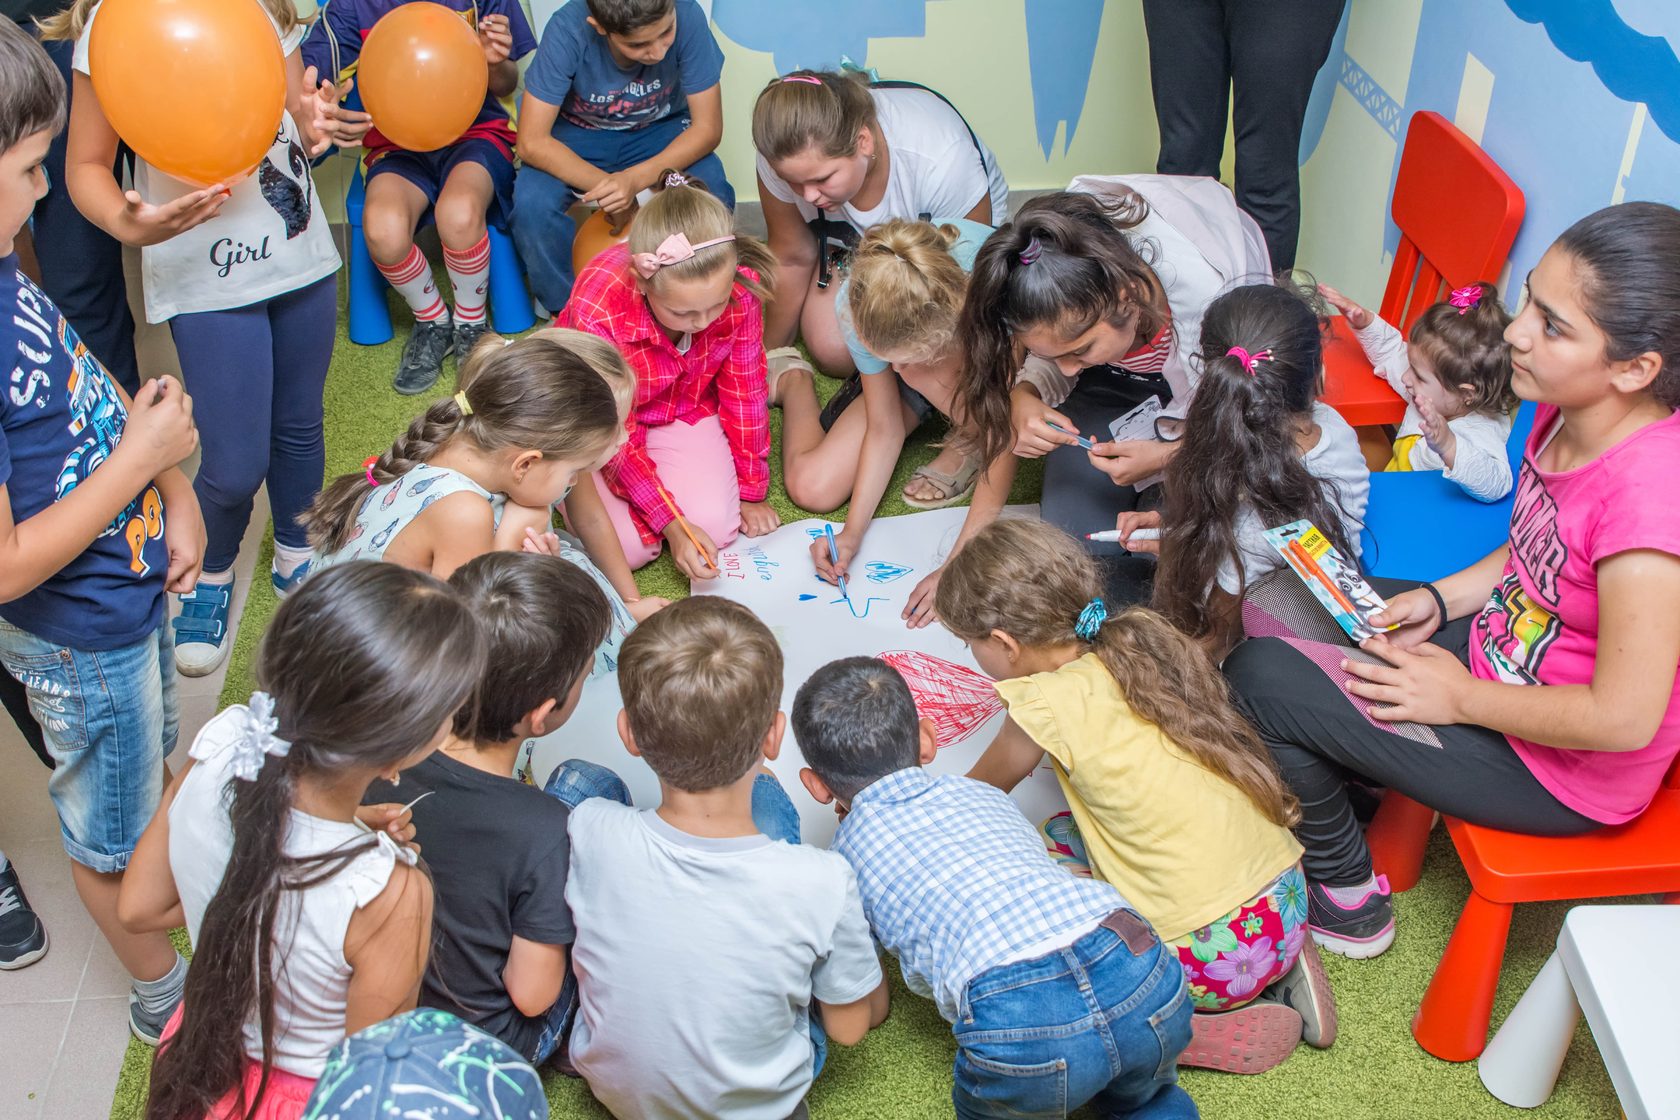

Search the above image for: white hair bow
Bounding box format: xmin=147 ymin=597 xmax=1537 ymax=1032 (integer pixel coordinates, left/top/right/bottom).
xmin=195 ymin=691 xmax=292 ymax=782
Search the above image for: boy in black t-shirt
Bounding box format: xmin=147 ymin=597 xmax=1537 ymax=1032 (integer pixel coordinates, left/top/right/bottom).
xmin=366 ymin=550 xmax=611 ymax=1063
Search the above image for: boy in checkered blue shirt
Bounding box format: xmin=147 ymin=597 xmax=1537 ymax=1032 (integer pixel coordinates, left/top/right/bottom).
xmin=795 ymin=658 xmax=1199 ymax=1120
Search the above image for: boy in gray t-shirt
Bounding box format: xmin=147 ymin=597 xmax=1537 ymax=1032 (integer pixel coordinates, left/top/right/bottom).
xmin=562 ymin=598 xmax=886 ymax=1120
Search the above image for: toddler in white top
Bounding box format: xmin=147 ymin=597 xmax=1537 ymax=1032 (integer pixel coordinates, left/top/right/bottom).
xmin=1321 ymin=281 xmax=1516 ymax=501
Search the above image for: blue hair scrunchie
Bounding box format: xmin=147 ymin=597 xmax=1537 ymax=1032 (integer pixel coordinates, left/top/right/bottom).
xmin=1075 ymin=598 xmax=1108 ymax=641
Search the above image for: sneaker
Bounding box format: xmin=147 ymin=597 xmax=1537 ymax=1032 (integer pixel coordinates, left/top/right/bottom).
xmin=1178 ymin=1002 xmax=1304 ymax=1074
xmin=452 ymin=319 xmax=490 ymax=371
xmin=128 ymin=986 xmax=183 ymax=1047
xmin=272 ymin=557 xmax=311 ymax=598
xmin=0 ymin=861 xmax=48 ymax=970
xmin=393 ymin=317 xmax=453 ymax=395
xmin=1307 ymin=875 xmax=1395 ymax=959
xmin=1255 ymin=945 xmax=1338 ymax=1048
xmin=172 ymin=580 xmax=233 ymax=677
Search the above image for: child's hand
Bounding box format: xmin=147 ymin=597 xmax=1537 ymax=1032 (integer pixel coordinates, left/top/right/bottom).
xmin=1086 ymin=439 xmax=1170 ymax=487
xmin=1319 ymin=283 xmax=1373 ymax=330
xmin=357 ymin=803 xmax=420 ymax=853
xmin=478 ymin=15 xmax=513 ymax=65
xmin=1414 ymin=391 xmax=1457 ymax=467
xmin=740 ymin=501 xmax=780 ymax=537
xmin=521 ymin=527 xmax=563 ymax=556
xmin=1010 ymin=387 xmax=1081 ymax=458
xmin=626 ymin=595 xmax=670 ymax=622
xmin=1113 ymin=509 xmax=1164 ymax=555
xmin=124 ymin=186 xmax=227 ymax=242
xmin=161 ymin=487 xmax=206 ymax=594
xmin=902 ymin=566 xmax=942 ymax=629
xmin=124 ymin=377 xmax=199 ymax=475
xmin=810 ymin=529 xmax=858 ymax=588
xmin=582 ymin=171 xmax=641 ymax=218
xmin=302 ymin=66 xmax=373 ymax=154
xmin=1344 ymin=637 xmax=1472 ymax=725
xmin=667 ymin=521 xmax=720 ymax=580
xmin=1367 ymin=588 xmax=1443 ymax=650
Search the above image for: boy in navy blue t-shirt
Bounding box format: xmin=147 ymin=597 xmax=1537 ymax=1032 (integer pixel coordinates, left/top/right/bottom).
xmin=511 ymin=0 xmax=730 ymax=314
xmin=0 ymin=19 xmax=203 ymax=1045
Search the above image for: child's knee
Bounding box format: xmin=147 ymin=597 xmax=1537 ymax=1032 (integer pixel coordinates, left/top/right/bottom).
xmin=433 ymin=191 xmax=488 ymax=246
xmin=362 ymin=205 xmax=414 ymax=263
xmin=783 ymin=461 xmax=846 ymax=514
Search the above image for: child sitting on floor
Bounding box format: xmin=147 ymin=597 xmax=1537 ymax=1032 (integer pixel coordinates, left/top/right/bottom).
xmin=1321 ymin=280 xmax=1516 ymax=500
xmin=937 ymin=519 xmax=1338 ymax=1074
xmin=364 ymin=552 xmax=611 ymax=1064
xmin=559 ymin=171 xmax=779 ymax=579
xmin=794 ymin=655 xmax=1197 ymax=1118
xmin=561 ymin=597 xmax=888 ymax=1119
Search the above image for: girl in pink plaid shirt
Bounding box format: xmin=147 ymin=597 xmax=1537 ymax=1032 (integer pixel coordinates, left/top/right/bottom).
xmin=559 ymin=172 xmax=780 ymax=579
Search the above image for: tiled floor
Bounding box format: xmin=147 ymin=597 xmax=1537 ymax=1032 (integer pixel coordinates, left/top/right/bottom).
xmin=0 ymin=489 xmax=270 ymax=1120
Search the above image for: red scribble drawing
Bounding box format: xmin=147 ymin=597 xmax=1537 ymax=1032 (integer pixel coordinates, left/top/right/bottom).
xmin=877 ymin=651 xmax=1004 ymax=749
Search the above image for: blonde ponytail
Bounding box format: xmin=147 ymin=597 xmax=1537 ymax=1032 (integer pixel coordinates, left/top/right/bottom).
xmin=844 ymin=219 xmax=968 ymax=363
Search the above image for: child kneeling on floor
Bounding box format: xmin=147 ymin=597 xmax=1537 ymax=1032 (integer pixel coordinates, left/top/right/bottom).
xmin=937 ymin=519 xmax=1337 ymax=1074
xmin=558 ymin=597 xmax=888 ymax=1119
xmin=364 ymin=551 xmax=611 ymax=1064
xmin=793 ymin=657 xmax=1196 ymax=1119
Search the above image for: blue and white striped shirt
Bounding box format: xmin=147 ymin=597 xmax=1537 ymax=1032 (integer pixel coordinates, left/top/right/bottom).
xmin=832 ymin=768 xmax=1127 ymax=1021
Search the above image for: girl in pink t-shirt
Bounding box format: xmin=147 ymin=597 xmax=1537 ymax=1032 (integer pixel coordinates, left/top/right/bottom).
xmin=1224 ymin=201 xmax=1680 ymax=960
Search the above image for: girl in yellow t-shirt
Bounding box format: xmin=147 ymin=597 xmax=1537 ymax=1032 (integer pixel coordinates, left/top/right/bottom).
xmin=937 ymin=518 xmax=1333 ymax=1075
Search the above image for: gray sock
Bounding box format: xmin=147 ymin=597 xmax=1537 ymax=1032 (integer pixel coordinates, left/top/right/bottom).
xmin=132 ymin=952 xmax=187 ymax=1014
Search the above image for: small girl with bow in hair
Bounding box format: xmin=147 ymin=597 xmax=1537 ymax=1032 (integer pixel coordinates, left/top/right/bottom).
xmin=117 ymin=562 xmax=488 ymax=1119
xmin=935 ymin=518 xmax=1334 ymax=1075
xmin=559 ymin=170 xmax=781 ymax=578
xmin=1321 ymin=280 xmax=1516 ymax=500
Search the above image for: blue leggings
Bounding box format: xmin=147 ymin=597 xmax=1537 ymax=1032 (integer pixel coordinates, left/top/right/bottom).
xmin=167 ymin=275 xmax=337 ymax=573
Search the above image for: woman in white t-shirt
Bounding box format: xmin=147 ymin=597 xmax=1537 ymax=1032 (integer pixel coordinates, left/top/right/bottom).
xmin=750 ymin=68 xmax=1009 ymax=375
xmin=65 ymin=0 xmax=340 ymax=676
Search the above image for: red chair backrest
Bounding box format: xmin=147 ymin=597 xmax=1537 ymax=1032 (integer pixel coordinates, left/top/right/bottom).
xmin=1379 ymin=111 xmax=1525 ymax=334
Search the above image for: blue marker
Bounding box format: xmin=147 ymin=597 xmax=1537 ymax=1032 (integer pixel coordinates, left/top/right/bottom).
xmin=1047 ymin=421 xmax=1097 ymax=451
xmin=822 ymin=522 xmax=850 ymax=603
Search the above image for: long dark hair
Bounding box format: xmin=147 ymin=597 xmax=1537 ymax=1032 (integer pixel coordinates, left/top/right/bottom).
xmin=956 ymin=190 xmax=1158 ymax=464
xmin=937 ymin=519 xmax=1299 ymax=828
xmin=1154 ymin=283 xmax=1361 ymax=645
xmin=145 ymin=563 xmax=486 ymax=1120
xmin=1554 ymin=201 xmax=1680 ymax=408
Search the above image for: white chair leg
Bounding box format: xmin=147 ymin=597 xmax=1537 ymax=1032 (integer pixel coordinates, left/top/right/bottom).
xmin=1479 ymin=952 xmax=1580 ymax=1108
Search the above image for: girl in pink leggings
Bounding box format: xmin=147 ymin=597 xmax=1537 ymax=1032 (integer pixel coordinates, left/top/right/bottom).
xmin=559 ymin=171 xmax=780 ymax=578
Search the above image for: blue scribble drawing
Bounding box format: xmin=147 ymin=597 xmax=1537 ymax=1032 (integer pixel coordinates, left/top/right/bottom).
xmin=798 ymin=593 xmax=818 ymax=601
xmin=805 ymin=527 xmax=827 ymax=539
xmin=1024 ymin=0 xmax=1104 ymax=158
xmin=834 ymin=594 xmax=890 ymax=618
xmin=864 ymin=561 xmax=913 ymax=584
xmin=712 ymin=0 xmax=929 ymax=74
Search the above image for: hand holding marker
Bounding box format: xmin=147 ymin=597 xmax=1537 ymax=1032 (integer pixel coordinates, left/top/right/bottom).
xmin=823 ymin=522 xmax=851 ymax=604
xmin=1086 ymin=528 xmax=1161 ymax=544
xmin=1047 ymin=421 xmax=1098 ymax=451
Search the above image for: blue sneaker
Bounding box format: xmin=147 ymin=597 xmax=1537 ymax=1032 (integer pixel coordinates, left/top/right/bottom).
xmin=272 ymin=558 xmax=311 ymax=599
xmin=172 ymin=580 xmax=232 ymax=677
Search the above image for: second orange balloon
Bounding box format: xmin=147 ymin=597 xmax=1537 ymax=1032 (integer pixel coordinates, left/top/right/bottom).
xmin=358 ymin=2 xmax=489 ymax=154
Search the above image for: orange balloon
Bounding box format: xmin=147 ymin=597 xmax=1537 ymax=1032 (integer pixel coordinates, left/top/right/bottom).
xmin=359 ymin=3 xmax=489 ymax=153
xmin=89 ymin=0 xmax=285 ymax=187
xmin=572 ymin=208 xmax=635 ymax=275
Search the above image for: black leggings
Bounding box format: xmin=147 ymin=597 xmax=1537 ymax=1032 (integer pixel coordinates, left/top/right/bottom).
xmin=1222 ymin=606 xmax=1597 ymax=886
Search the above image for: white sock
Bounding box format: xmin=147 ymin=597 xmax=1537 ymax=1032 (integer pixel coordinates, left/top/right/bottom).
xmin=443 ymin=234 xmax=490 ymax=326
xmin=132 ymin=952 xmax=187 ymax=1014
xmin=273 ymin=543 xmax=311 ymax=579
xmin=1324 ymin=875 xmax=1380 ymax=907
xmin=376 ymin=245 xmax=451 ymax=324
xmin=196 ymin=568 xmax=235 ymax=588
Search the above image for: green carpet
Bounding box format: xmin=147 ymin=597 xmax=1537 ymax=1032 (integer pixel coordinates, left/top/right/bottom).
xmin=109 ymin=294 xmax=1623 ymax=1119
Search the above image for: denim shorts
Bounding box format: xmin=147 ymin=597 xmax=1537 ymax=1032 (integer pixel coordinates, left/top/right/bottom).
xmin=0 ymin=619 xmax=176 ymax=872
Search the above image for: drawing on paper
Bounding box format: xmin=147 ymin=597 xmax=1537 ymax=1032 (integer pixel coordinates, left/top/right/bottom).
xmin=877 ymin=650 xmax=1005 ymax=748
xmin=835 ymin=595 xmax=890 ymax=618
xmin=864 ymin=561 xmax=913 ymax=584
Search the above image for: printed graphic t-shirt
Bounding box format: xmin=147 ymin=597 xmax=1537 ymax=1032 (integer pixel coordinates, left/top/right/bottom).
xmin=0 ymin=260 xmax=166 ymax=649
xmin=301 ymin=0 xmax=536 ymax=158
xmin=75 ymin=5 xmax=340 ymax=323
xmin=1470 ymin=404 xmax=1680 ymax=823
xmin=524 ymin=0 xmax=723 ymax=131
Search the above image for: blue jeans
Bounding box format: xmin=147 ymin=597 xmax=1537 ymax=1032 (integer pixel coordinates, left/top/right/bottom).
xmin=0 ymin=619 xmax=176 ymax=873
xmin=952 ymin=914 xmax=1196 ymax=1120
xmin=168 ymin=274 xmax=337 ymax=572
xmin=510 ymin=115 xmax=735 ymax=313
xmin=536 ymin=759 xmax=817 ymax=1069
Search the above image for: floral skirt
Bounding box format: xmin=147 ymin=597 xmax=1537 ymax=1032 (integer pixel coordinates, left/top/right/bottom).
xmin=1040 ymin=812 xmax=1308 ymax=1013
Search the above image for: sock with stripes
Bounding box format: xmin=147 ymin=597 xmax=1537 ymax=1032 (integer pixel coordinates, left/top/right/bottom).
xmin=443 ymin=233 xmax=491 ymax=326
xmin=375 ymin=244 xmax=449 ymax=324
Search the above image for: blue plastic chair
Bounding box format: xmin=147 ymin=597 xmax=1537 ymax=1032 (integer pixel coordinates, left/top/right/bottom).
xmin=1358 ymin=401 xmax=1535 ymax=581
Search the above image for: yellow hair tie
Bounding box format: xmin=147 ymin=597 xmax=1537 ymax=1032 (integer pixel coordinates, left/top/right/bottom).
xmin=454 ymin=391 xmax=473 ymax=416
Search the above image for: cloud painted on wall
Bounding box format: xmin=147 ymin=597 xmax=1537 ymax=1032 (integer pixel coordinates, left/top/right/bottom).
xmin=1507 ymin=0 xmax=1680 ymax=144
xmin=710 ymin=0 xmax=929 ymax=73
xmin=1024 ymin=0 xmax=1104 ymax=158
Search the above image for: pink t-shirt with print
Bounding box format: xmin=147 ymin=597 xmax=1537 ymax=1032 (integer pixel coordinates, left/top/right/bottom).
xmin=1469 ymin=404 xmax=1680 ymax=823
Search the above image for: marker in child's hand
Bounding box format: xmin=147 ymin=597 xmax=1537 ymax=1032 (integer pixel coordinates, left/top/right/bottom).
xmin=1047 ymin=421 xmax=1098 ymax=451
xmin=823 ymin=522 xmax=850 ymax=603
xmin=398 ymin=790 xmax=434 ymax=816
xmin=1086 ymin=528 xmax=1161 ymax=544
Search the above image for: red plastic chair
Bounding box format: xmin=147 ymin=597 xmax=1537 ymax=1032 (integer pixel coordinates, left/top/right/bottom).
xmin=1373 ymin=758 xmax=1680 ymax=1062
xmin=1321 ymin=111 xmax=1526 ymax=428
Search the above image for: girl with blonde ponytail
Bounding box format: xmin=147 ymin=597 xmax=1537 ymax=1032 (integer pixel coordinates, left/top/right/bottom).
xmin=937 ymin=518 xmax=1337 ymax=1073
